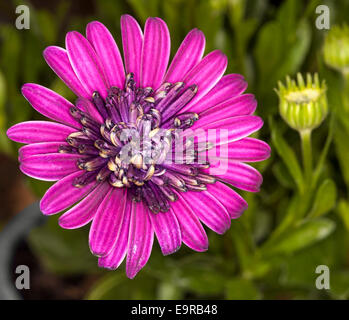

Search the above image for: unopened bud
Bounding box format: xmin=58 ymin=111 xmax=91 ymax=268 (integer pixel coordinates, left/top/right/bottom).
xmin=324 ymin=24 xmax=349 ymax=75
xmin=275 ymin=73 xmax=328 ymax=132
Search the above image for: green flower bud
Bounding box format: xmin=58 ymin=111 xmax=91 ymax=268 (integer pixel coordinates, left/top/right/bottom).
xmin=275 ymin=73 xmax=328 ymax=132
xmin=324 ymin=24 xmax=349 ymax=75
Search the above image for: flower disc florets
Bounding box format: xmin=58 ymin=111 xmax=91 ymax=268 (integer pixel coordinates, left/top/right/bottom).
xmin=60 ymin=73 xmax=212 ymax=213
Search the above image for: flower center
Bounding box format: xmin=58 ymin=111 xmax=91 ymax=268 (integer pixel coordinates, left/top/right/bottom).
xmin=59 ymin=73 xmax=215 ymax=213
xmin=285 ymin=88 xmax=322 ymax=104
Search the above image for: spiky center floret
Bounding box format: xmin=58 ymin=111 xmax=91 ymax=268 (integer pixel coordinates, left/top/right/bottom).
xmin=59 ymin=73 xmax=216 ymax=213
xmin=285 ymin=88 xmax=321 ymax=104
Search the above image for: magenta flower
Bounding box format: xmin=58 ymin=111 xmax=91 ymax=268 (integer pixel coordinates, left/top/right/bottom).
xmin=7 ymin=15 xmax=270 ymax=278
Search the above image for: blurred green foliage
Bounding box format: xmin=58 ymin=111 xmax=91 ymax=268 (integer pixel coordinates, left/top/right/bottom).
xmin=1 ymin=0 xmax=349 ymax=300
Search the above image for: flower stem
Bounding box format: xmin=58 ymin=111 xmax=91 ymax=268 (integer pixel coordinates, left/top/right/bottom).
xmin=300 ymin=129 xmax=313 ymax=189
xmin=342 ymin=71 xmax=349 ymax=113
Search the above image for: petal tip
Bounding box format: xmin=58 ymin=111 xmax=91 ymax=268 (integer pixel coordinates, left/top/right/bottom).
xmin=39 ymin=200 xmax=52 ymax=216
xmin=161 ymin=243 xmax=181 ymax=256
xmin=98 ymin=259 xmax=118 ymax=270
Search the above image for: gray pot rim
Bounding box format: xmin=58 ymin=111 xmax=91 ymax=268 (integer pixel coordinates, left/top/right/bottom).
xmin=0 ymin=201 xmax=46 ymax=300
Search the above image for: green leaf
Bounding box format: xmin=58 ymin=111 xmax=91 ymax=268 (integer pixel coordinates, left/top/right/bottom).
xmin=308 ymin=179 xmax=337 ymax=218
xmin=255 ymin=21 xmax=283 ymax=83
xmin=225 ymin=278 xmax=261 ymax=300
xmin=276 ymin=19 xmax=311 ymax=79
xmin=262 ymin=218 xmax=335 ymax=256
xmin=279 ymin=223 xmax=348 ymax=289
xmin=272 ymin=162 xmax=296 ymax=189
xmin=270 ymin=118 xmax=304 ymax=193
xmin=337 ymin=200 xmax=349 ymax=231
xmin=254 ymin=0 xmax=311 ymax=95
xmin=329 ymin=271 xmax=349 ymax=299
xmin=334 ymin=120 xmax=349 ymax=189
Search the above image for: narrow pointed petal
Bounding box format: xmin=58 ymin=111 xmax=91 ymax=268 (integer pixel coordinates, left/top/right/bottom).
xmin=7 ymin=121 xmax=76 ymax=144
xmin=19 ymin=142 xmax=67 ymax=161
xmin=180 ymin=190 xmax=230 ymax=234
xmin=20 ymin=153 xmax=80 ymax=181
xmin=126 ymin=201 xmax=154 ymax=279
xmin=98 ymin=200 xmax=132 ymax=269
xmin=21 ymin=84 xmax=81 ymax=129
xmin=206 ymin=182 xmax=248 ymax=219
xmin=205 ymin=161 xmax=263 ymax=192
xmin=86 ymin=21 xmax=125 ymax=89
xmin=182 ymin=115 xmax=264 ymax=146
xmin=205 ymin=137 xmax=271 ymax=162
xmin=171 ymin=192 xmax=208 ymax=252
xmin=141 ymin=17 xmax=170 ymax=90
xmin=202 ymin=114 xmax=263 ymax=133
xmin=121 ymin=14 xmax=143 ymax=85
xmin=164 ymin=28 xmax=205 ymax=83
xmin=150 ymin=210 xmax=181 ymax=255
xmin=43 ymin=46 xmax=90 ymax=99
xmin=182 ymin=73 xmax=247 ymax=114
xmin=89 ymin=188 xmax=127 ymax=257
xmin=40 ymin=170 xmax=97 ymax=215
xmin=180 ymin=50 xmax=227 ymax=112
xmin=66 ymin=31 xmax=108 ymax=99
xmin=197 ymin=94 xmax=257 ymax=127
xmin=59 ymin=182 xmax=111 ymax=229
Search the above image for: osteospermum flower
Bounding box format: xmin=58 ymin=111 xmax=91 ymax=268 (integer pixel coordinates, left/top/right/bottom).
xmin=7 ymin=15 xmax=270 ymax=278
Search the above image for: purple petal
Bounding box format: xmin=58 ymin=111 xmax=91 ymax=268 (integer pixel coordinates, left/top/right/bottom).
xmin=89 ymin=188 xmax=127 ymax=257
xmin=179 ymin=190 xmax=231 ymax=234
xmin=206 ymin=182 xmax=248 ymax=219
xmin=171 ymin=192 xmax=208 ymax=252
xmin=141 ymin=17 xmax=170 ymax=90
xmin=98 ymin=199 xmax=132 ymax=269
xmin=126 ymin=201 xmax=154 ymax=279
xmin=59 ymin=182 xmax=111 ymax=229
xmin=7 ymin=121 xmax=76 ymax=144
xmin=121 ymin=14 xmax=143 ymax=85
xmin=76 ymin=97 xmax=104 ymax=124
xmin=198 ymin=94 xmax=257 ymax=127
xmin=206 ymin=137 xmax=271 ymax=162
xmin=43 ymin=46 xmax=90 ymax=99
xmin=86 ymin=21 xmax=125 ymax=89
xmin=182 ymin=115 xmax=264 ymax=146
xmin=40 ymin=170 xmax=98 ymax=215
xmin=182 ymin=73 xmax=247 ymax=114
xmin=205 ymin=161 xmax=263 ymax=192
xmin=180 ymin=50 xmax=227 ymax=112
xmin=164 ymin=28 xmax=205 ymax=83
xmin=19 ymin=142 xmax=67 ymax=161
xmin=199 ymin=114 xmax=263 ymax=133
xmin=21 ymin=83 xmax=81 ymax=129
xmin=149 ymin=209 xmax=181 ymax=255
xmin=20 ymin=153 xmax=81 ymax=181
xmin=66 ymin=31 xmax=108 ymax=99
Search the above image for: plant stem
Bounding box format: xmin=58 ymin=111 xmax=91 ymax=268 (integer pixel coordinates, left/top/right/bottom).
xmin=342 ymin=71 xmax=349 ymax=113
xmin=300 ymin=129 xmax=312 ymax=190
